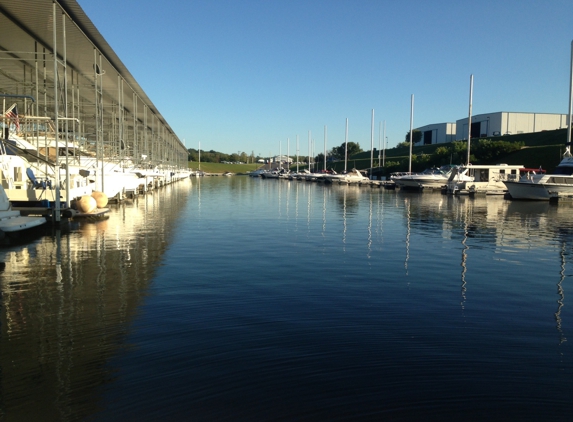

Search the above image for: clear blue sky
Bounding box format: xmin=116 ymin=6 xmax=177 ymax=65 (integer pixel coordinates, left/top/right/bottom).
xmin=78 ymin=0 xmax=571 ymax=157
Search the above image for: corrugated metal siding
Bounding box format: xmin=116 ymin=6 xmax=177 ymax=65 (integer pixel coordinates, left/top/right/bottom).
xmin=0 ymin=0 xmax=181 ymax=146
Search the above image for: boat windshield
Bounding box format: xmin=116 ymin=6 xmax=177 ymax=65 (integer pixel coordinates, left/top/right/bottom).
xmin=553 ymin=166 xmax=573 ymax=176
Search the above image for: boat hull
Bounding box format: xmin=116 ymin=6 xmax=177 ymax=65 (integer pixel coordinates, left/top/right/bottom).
xmin=505 ymin=179 xmax=573 ymax=200
xmin=504 ymin=181 xmax=551 ymax=200
xmin=395 ymin=178 xmax=447 ymax=190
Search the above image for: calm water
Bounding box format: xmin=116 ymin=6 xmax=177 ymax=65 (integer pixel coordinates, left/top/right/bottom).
xmin=1 ymin=176 xmax=573 ymax=421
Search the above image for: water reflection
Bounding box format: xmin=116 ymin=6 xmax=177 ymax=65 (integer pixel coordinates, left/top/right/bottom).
xmin=0 ymin=179 xmax=193 ymax=421
xmin=557 ymin=242 xmax=567 ymax=348
xmin=3 ymin=177 xmax=573 ymax=420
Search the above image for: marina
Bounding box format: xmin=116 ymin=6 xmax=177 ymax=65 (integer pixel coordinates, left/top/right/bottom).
xmin=0 ymin=0 xmax=190 ymax=236
xmin=1 ymin=176 xmax=573 ymax=420
xmin=0 ymin=1 xmax=573 ymax=420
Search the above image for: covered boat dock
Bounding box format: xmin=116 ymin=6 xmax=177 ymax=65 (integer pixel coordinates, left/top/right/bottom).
xmin=0 ymin=0 xmax=188 ymax=190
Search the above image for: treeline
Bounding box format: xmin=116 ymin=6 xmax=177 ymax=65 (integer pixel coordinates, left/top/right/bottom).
xmin=188 ymin=149 xmax=259 ymax=163
xmin=383 ymin=139 xmax=524 ymax=173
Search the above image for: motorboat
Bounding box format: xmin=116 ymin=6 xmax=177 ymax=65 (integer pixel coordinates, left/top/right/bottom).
xmin=0 ymin=184 xmax=46 ymax=241
xmin=261 ymin=170 xmax=280 ymax=179
xmin=249 ymin=168 xmax=266 ymax=177
xmin=445 ymin=163 xmax=522 ymax=195
xmin=0 ymin=135 xmax=151 ymax=204
xmin=394 ymin=165 xmax=458 ymax=190
xmin=288 ymin=169 xmax=311 ymax=180
xmin=504 ymin=41 xmax=573 ymax=200
xmin=503 ymin=154 xmax=573 ymax=200
xmin=324 ymin=169 xmax=369 ymax=184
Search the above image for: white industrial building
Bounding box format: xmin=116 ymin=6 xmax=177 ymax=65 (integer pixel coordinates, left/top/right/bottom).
xmin=455 ymin=112 xmax=569 ymax=140
xmin=415 ymin=112 xmax=569 ymax=144
xmin=415 ymin=122 xmax=456 ymax=145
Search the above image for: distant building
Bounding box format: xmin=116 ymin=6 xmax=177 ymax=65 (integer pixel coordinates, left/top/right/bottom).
xmin=455 ymin=112 xmax=568 ymax=140
xmin=414 ymin=112 xmax=569 ymax=144
xmin=415 ymin=122 xmax=456 ymax=145
xmin=272 ymin=155 xmax=293 ymax=163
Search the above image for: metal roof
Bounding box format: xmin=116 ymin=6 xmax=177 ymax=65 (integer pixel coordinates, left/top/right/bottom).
xmin=0 ymin=0 xmax=185 ymax=156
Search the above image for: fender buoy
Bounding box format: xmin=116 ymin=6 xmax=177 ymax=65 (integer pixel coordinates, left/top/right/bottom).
xmin=77 ymin=195 xmax=97 ymax=213
xmin=91 ymin=191 xmax=108 ymax=208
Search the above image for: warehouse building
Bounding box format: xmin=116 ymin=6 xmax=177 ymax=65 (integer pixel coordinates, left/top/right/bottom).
xmin=415 ymin=112 xmax=568 ymax=144
xmin=455 ymin=112 xmax=568 ymax=140
xmin=415 ymin=122 xmax=456 ymax=145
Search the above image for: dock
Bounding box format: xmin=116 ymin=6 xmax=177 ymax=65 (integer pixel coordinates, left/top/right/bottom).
xmin=14 ymin=206 xmax=110 ymax=223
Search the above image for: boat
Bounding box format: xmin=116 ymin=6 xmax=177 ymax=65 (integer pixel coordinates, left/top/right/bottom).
xmin=324 ymin=168 xmax=369 ymax=184
xmin=394 ymin=165 xmax=459 ymax=190
xmin=288 ymin=169 xmax=311 ymax=180
xmin=445 ymin=163 xmax=523 ymax=195
xmin=503 ymin=159 xmax=573 ymax=200
xmin=0 ymin=184 xmax=46 ymax=242
xmin=249 ymin=168 xmax=266 ymax=177
xmin=261 ymin=170 xmax=280 ymax=179
xmin=0 ymin=135 xmax=149 ymax=204
xmin=503 ymin=41 xmax=573 ymax=201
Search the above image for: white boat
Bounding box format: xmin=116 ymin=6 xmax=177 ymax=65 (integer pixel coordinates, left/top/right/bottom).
xmin=0 ymin=184 xmax=46 ymax=240
xmin=261 ymin=170 xmax=280 ymax=179
xmin=325 ymin=169 xmax=369 ymax=184
xmin=503 ymin=158 xmax=573 ymax=200
xmin=394 ymin=165 xmax=458 ymax=190
xmin=288 ymin=169 xmax=311 ymax=180
xmin=0 ymin=135 xmax=141 ymax=202
xmin=446 ymin=163 xmax=523 ymax=195
xmin=504 ymin=41 xmax=573 ymax=201
xmin=249 ymin=168 xmax=266 ymax=177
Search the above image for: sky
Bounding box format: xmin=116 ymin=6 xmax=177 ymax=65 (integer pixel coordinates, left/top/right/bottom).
xmin=77 ymin=0 xmax=572 ymax=157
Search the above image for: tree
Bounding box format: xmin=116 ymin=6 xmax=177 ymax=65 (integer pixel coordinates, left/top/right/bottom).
xmin=405 ymin=130 xmax=422 ymax=145
xmin=331 ymin=141 xmax=363 ymax=160
xmin=188 ymin=148 xmax=198 ymax=161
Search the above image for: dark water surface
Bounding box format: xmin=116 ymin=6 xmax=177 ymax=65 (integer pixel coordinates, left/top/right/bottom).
xmin=1 ymin=176 xmax=573 ymax=421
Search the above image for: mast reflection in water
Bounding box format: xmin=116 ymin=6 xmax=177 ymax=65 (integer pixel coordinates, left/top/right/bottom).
xmin=2 ymin=176 xmax=573 ymax=421
xmin=0 ymin=179 xmax=193 ymax=421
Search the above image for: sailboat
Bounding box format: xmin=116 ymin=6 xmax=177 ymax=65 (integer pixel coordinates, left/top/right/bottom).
xmin=445 ymin=75 xmax=522 ymax=195
xmin=323 ymin=118 xmax=368 ymax=184
xmin=503 ymin=41 xmax=573 ymax=200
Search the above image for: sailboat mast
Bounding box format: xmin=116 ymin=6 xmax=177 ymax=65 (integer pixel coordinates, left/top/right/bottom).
xmin=378 ymin=121 xmax=382 ymax=167
xmin=567 ymin=40 xmax=573 ymax=153
xmin=383 ymin=121 xmax=386 ymax=167
xmin=409 ymin=94 xmax=414 ymax=174
xmin=308 ymin=130 xmax=311 ymax=172
xmin=296 ymin=135 xmax=299 ymax=173
xmin=370 ymin=109 xmax=374 ymax=178
xmin=467 ymin=74 xmax=474 ymax=165
xmin=324 ymin=125 xmax=327 ymax=172
xmin=344 ymin=118 xmax=348 ymax=173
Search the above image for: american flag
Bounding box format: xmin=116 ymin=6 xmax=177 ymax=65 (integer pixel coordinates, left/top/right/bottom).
xmin=5 ymin=103 xmax=20 ymax=131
